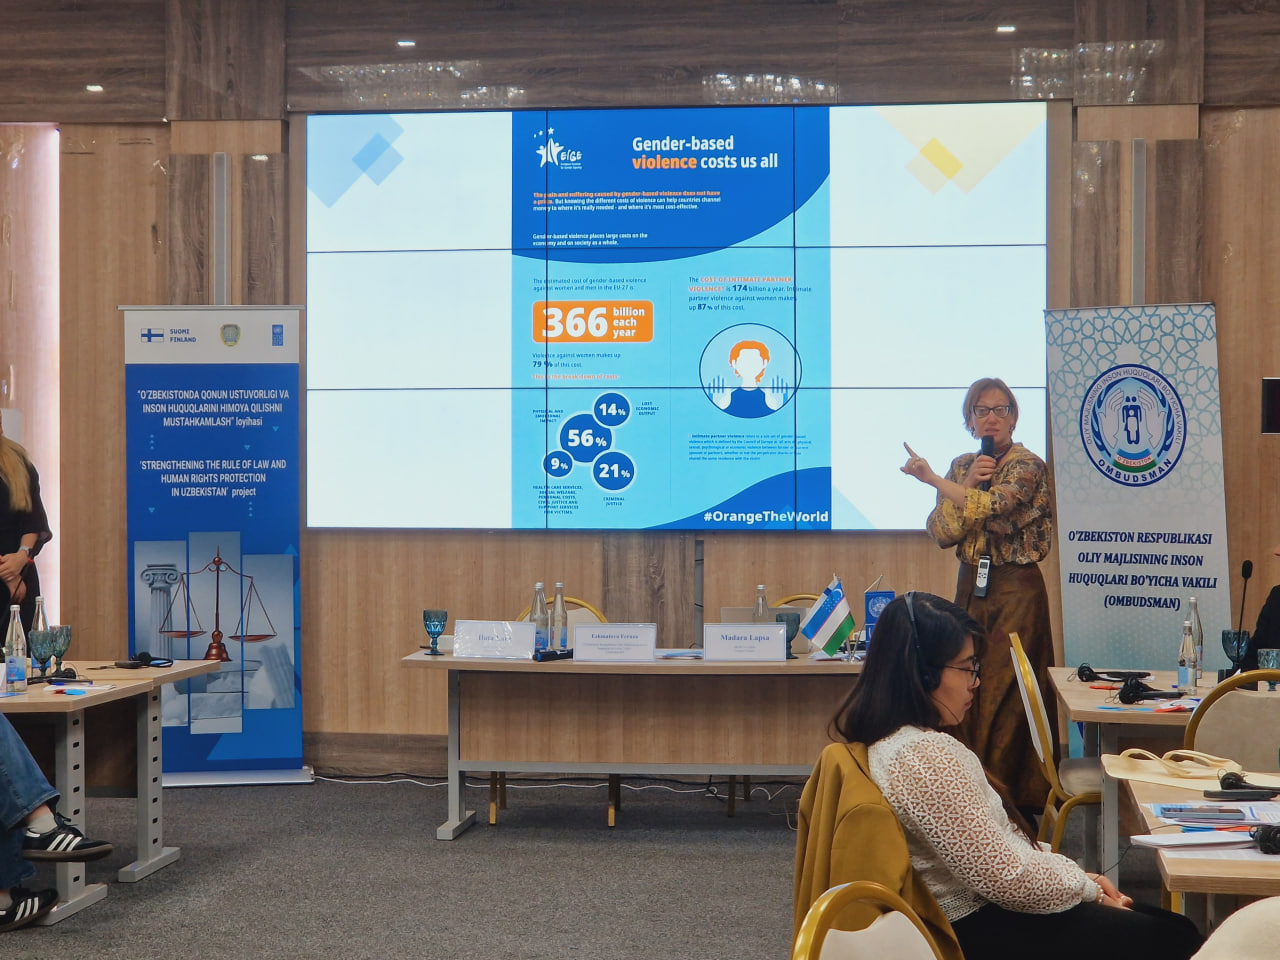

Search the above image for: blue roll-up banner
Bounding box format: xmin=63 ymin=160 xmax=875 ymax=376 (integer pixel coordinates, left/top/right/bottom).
xmin=1045 ymin=304 xmax=1230 ymax=672
xmin=124 ymin=306 xmax=304 ymax=781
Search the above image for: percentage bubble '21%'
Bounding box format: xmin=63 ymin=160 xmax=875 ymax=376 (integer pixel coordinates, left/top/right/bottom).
xmin=593 ymin=452 xmax=635 ymax=491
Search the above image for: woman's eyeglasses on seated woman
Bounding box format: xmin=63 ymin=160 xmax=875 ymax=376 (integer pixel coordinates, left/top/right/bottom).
xmin=942 ymin=656 xmax=981 ymax=686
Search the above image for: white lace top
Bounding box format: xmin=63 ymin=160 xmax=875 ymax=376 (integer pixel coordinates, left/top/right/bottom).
xmin=868 ymin=726 xmax=1101 ymax=921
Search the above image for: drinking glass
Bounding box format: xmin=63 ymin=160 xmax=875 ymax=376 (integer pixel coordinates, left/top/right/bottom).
xmin=49 ymin=625 xmax=73 ymax=677
xmin=1222 ymin=629 xmax=1250 ymax=675
xmin=27 ymin=629 xmax=55 ymax=679
xmin=1257 ymin=648 xmax=1280 ymax=691
xmin=422 ymin=609 xmax=448 ymax=656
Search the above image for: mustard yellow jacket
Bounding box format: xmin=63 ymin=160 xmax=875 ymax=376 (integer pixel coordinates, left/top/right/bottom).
xmin=794 ymin=741 xmax=964 ymax=960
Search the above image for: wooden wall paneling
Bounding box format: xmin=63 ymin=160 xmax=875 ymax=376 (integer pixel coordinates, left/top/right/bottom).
xmin=302 ymin=528 xmax=608 ymax=738
xmin=701 ymin=530 xmax=960 ymax=634
xmin=60 ymin=124 xmax=169 ymax=658
xmin=1046 ymin=101 xmax=1074 ymax=311
xmin=1204 ymin=3 xmax=1280 ymax=106
xmin=0 ymin=2 xmax=166 ymax=122
xmin=167 ymin=0 xmax=287 ymax=121
xmin=242 ymin=153 xmax=287 ymax=304
xmin=1070 ymin=140 xmax=1122 ymax=307
xmin=167 ymin=154 xmax=211 ymax=305
xmin=1074 ymin=0 xmax=1204 ymax=105
xmin=836 ymin=1 xmax=1075 ymax=105
xmin=1075 ymin=105 xmax=1201 ymax=143
xmin=1147 ymin=139 xmax=1203 ymax=305
xmin=601 ymin=532 xmax=695 ymax=648
xmin=285 ymin=0 xmax=839 ymax=111
xmin=0 ymin=125 xmax=62 ymax=616
xmin=1201 ymin=107 xmax=1280 ymax=632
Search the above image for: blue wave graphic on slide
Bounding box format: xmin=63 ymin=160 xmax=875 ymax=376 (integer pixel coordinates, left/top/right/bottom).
xmin=653 ymin=467 xmax=835 ymax=529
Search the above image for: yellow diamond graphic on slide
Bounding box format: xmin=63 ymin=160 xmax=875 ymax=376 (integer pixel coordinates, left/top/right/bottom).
xmin=906 ymin=138 xmax=964 ymax=194
xmin=878 ymin=103 xmax=1045 ymax=194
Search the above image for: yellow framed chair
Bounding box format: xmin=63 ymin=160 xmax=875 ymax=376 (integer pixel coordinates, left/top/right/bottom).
xmin=1009 ymin=632 xmax=1103 ymax=852
xmin=792 ymin=881 xmax=946 ymax=960
xmin=490 ymin=597 xmax=608 ymax=825
xmin=1183 ymin=669 xmax=1280 ymax=772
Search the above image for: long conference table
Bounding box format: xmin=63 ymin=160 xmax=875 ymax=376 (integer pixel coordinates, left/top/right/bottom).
xmin=1047 ymin=667 xmax=1196 ymax=880
xmin=403 ymin=651 xmax=861 ymax=839
xmin=0 ymin=659 xmax=220 ymax=923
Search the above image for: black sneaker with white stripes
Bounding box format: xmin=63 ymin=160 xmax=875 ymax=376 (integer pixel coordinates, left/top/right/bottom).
xmin=21 ymin=814 xmax=113 ymax=862
xmin=0 ymin=887 xmax=57 ymax=932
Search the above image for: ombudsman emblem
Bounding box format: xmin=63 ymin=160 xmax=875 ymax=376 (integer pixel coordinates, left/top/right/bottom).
xmin=219 ymin=324 xmax=241 ymax=347
xmin=1080 ymin=363 xmax=1186 ymax=487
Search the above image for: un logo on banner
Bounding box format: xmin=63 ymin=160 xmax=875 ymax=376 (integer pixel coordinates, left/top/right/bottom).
xmin=1080 ymin=364 xmax=1186 ymax=487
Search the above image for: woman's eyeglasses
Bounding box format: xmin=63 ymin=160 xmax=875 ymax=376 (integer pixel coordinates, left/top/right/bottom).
xmin=942 ymin=656 xmax=981 ymax=686
xmin=971 ymin=404 xmax=1011 ymax=419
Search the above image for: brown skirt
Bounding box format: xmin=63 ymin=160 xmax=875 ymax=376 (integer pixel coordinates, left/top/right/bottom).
xmin=952 ymin=561 xmax=1055 ymax=810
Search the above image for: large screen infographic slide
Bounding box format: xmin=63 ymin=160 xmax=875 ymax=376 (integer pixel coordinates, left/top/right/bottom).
xmin=307 ymin=103 xmax=1047 ymax=530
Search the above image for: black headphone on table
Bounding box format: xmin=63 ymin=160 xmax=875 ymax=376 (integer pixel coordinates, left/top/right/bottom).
xmin=1252 ymin=825 xmax=1280 ymax=854
xmin=905 ymin=591 xmax=940 ymax=692
xmin=1116 ymin=676 xmax=1181 ymax=703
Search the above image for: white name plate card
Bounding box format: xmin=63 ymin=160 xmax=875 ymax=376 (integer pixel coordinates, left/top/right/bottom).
xmin=703 ymin=623 xmax=787 ymax=661
xmin=452 ymin=620 xmax=536 ymax=659
xmin=573 ymin=623 xmax=658 ymax=662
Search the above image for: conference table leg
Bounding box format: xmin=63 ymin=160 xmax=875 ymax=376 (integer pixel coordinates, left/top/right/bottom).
xmin=436 ymin=669 xmax=475 ymax=840
xmin=37 ymin=710 xmax=109 ymax=924
xmin=118 ymin=687 xmax=180 ymax=881
xmin=1100 ymin=724 xmax=1120 ymax=882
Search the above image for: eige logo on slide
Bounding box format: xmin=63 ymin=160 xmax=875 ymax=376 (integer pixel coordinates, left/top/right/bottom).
xmin=1080 ymin=364 xmax=1186 ymax=487
xmin=534 ymin=127 xmax=583 ymax=169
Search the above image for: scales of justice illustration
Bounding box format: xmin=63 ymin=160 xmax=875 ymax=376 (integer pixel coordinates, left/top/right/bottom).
xmin=142 ymin=548 xmax=277 ymax=733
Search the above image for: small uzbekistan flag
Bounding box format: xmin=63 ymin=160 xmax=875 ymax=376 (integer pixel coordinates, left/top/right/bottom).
xmin=799 ymin=576 xmax=856 ymax=656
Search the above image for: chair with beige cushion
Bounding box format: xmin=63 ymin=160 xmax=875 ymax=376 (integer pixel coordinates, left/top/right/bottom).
xmin=792 ymin=881 xmax=946 ymax=960
xmin=1183 ymin=669 xmax=1280 ymax=772
xmin=490 ymin=597 xmax=609 ymax=825
xmin=1009 ymin=632 xmax=1103 ymax=853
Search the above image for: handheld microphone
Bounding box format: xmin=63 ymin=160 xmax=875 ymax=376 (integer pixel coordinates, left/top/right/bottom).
xmin=1238 ymin=560 xmax=1254 ymax=633
xmin=979 ymin=436 xmax=994 ymax=491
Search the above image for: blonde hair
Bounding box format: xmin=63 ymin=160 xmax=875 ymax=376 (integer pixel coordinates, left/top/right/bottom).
xmin=0 ymin=437 xmax=33 ymax=513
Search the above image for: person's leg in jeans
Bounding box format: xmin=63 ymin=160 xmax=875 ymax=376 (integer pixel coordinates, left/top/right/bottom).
xmin=0 ymin=712 xmax=111 ymax=865
xmin=0 ymin=713 xmax=57 ymax=890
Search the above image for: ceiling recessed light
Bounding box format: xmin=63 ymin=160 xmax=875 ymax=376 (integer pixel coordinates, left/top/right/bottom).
xmin=996 ymin=25 xmax=1016 ymax=34
xmin=397 ymin=39 xmax=416 ymax=48
xmin=85 ymin=83 xmax=104 ymax=93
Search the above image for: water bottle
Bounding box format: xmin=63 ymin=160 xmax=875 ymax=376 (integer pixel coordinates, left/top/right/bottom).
xmin=1176 ymin=619 xmax=1196 ymax=691
xmin=1188 ymin=596 xmax=1203 ymax=683
xmin=551 ymin=582 xmax=570 ymax=651
xmin=5 ymin=603 xmax=27 ymax=693
xmin=531 ymin=582 xmax=550 ymax=652
xmin=32 ymin=595 xmax=48 ymax=634
xmin=751 ymin=584 xmax=771 ymax=623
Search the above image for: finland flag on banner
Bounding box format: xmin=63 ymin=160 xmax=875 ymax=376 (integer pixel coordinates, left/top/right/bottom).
xmin=799 ymin=576 xmax=856 ymax=656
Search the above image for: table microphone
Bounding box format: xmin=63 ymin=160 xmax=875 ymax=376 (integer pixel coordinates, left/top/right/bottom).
xmin=979 ymin=436 xmax=994 ymax=491
xmin=1238 ymin=559 xmax=1253 ymax=633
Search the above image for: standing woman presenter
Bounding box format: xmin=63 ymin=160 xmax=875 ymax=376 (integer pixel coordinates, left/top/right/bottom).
xmin=0 ymin=413 xmax=51 ymax=633
xmin=900 ymin=377 xmax=1053 ymax=812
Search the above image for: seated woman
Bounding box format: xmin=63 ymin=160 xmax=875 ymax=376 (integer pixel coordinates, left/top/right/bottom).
xmin=826 ymin=591 xmax=1202 ymax=960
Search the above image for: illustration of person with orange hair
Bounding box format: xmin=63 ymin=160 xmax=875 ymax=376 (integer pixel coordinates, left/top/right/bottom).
xmin=708 ymin=338 xmax=792 ymax=419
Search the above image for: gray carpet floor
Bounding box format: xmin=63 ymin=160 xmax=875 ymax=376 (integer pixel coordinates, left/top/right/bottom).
xmin=4 ymin=776 xmax=1161 ymax=959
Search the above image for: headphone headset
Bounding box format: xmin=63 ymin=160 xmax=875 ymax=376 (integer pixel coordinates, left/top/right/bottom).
xmin=905 ymin=591 xmax=939 ymax=692
xmin=1117 ymin=676 xmax=1181 ymax=703
xmin=1077 ymin=662 xmax=1152 ymax=684
xmin=1219 ymin=771 xmax=1280 ymax=797
xmin=1251 ymin=824 xmax=1280 ymax=855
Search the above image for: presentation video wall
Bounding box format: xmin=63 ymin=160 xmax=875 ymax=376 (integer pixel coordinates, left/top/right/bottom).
xmin=306 ymin=103 xmax=1047 ymax=530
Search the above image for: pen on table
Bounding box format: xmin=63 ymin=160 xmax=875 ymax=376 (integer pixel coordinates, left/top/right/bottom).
xmin=48 ymin=679 xmax=92 ymax=686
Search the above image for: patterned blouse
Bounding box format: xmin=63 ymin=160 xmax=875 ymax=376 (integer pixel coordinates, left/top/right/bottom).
xmin=925 ymin=443 xmax=1053 ymax=566
xmin=869 ymin=725 xmax=1099 ymax=921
